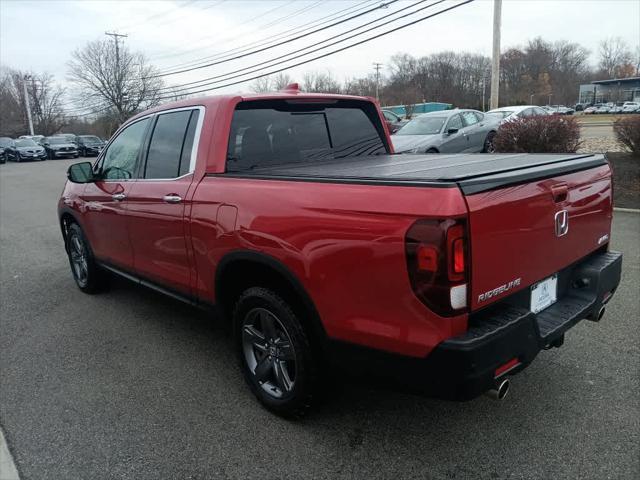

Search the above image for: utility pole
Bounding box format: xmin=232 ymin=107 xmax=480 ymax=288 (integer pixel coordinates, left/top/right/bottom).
xmin=373 ymin=62 xmax=383 ymax=102
xmin=22 ymin=75 xmax=34 ymax=136
xmin=530 ymin=93 xmax=534 ymax=104
xmin=482 ymin=75 xmax=486 ymax=111
xmin=490 ymin=0 xmax=502 ymax=110
xmin=105 ymin=31 xmax=128 ymax=119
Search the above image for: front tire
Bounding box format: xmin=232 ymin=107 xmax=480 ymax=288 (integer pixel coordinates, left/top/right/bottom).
xmin=66 ymin=222 xmax=106 ymax=294
xmin=234 ymin=287 xmax=318 ymax=418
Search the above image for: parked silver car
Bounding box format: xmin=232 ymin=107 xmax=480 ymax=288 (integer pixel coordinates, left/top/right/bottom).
xmin=486 ymin=105 xmax=549 ymax=124
xmin=391 ymin=109 xmax=500 ymax=153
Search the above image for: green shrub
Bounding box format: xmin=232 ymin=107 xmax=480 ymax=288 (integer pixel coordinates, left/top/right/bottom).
xmin=613 ymin=115 xmax=640 ymax=154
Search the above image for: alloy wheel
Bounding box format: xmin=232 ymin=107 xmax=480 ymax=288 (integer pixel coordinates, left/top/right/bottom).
xmin=242 ymin=307 xmax=296 ymax=399
xmin=69 ymin=233 xmax=89 ymax=287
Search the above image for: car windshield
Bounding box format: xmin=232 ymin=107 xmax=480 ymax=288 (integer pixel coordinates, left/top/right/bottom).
xmin=487 ymin=111 xmax=513 ymax=119
xmin=0 ymin=138 xmax=12 ymax=147
xmin=16 ymin=139 xmax=37 ymax=147
xmin=80 ymin=136 xmax=102 ymax=143
xmin=46 ymin=137 xmax=68 ymax=144
xmin=395 ymin=116 xmax=446 ymax=135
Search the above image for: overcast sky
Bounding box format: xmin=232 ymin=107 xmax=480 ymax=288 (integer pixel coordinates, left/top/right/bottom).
xmin=1 ymin=0 xmax=639 ymax=109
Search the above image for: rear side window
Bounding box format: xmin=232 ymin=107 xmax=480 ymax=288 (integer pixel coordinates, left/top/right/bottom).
xmin=461 ymin=111 xmax=479 ymax=126
xmin=226 ymin=99 xmax=387 ymax=172
xmin=144 ymin=109 xmax=199 ymax=179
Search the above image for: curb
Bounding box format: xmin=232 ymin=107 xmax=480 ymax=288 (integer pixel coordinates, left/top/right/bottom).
xmin=0 ymin=427 xmax=19 ymax=480
xmin=614 ymin=207 xmax=640 ymax=213
xmin=578 ymin=123 xmax=613 ymax=127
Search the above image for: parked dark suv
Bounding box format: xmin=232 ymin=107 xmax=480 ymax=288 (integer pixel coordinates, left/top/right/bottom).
xmin=75 ymin=135 xmax=105 ymax=157
xmin=42 ymin=136 xmax=79 ymax=159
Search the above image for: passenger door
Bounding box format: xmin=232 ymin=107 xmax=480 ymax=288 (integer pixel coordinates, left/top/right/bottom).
xmin=125 ymin=108 xmax=202 ymax=296
xmin=82 ymin=118 xmax=151 ymax=268
xmin=439 ymin=114 xmax=467 ymax=153
xmin=460 ymin=110 xmax=484 ymax=152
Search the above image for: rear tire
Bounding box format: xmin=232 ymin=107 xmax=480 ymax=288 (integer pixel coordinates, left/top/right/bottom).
xmin=66 ymin=222 xmax=107 ymax=294
xmin=483 ymin=131 xmax=496 ymax=153
xmin=233 ymin=287 xmax=318 ymax=418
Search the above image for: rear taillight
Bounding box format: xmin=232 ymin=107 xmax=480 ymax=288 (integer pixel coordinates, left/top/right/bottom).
xmin=405 ymin=218 xmax=469 ymax=317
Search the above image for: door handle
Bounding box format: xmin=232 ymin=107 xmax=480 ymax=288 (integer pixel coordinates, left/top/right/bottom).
xmin=112 ymin=193 xmax=126 ymax=201
xmin=163 ymin=194 xmax=182 ymax=204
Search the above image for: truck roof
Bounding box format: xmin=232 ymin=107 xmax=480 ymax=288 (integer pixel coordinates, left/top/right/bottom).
xmin=231 ymin=153 xmax=607 ymax=195
xmin=128 ymin=86 xmax=375 ymax=124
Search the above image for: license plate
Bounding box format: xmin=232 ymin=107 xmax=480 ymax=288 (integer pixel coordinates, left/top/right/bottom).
xmin=530 ymin=274 xmax=558 ymax=313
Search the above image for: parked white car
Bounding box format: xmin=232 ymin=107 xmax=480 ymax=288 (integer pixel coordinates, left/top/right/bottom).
xmin=485 ymin=105 xmax=548 ymax=124
xmin=596 ymin=104 xmax=612 ymax=114
xmin=544 ymin=105 xmax=575 ymax=115
xmin=622 ymin=101 xmax=640 ymax=113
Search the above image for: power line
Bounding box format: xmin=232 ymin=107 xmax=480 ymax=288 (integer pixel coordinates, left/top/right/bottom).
xmin=147 ymin=0 xmax=399 ymax=78
xmin=152 ymin=0 xmax=374 ymax=75
xmin=61 ymin=0 xmax=474 ymax=118
xmin=153 ymin=0 xmax=475 ymax=100
xmin=149 ymin=0 xmax=436 ymax=94
xmin=147 ymin=0 xmax=298 ymax=63
xmin=57 ymin=0 xmax=374 ymax=113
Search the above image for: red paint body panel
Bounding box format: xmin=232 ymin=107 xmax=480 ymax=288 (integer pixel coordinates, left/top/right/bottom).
xmin=190 ymin=177 xmax=468 ymax=357
xmin=58 ymin=90 xmax=614 ymax=362
xmin=126 ymin=177 xmax=196 ymax=296
xmin=465 ymin=165 xmax=613 ymax=310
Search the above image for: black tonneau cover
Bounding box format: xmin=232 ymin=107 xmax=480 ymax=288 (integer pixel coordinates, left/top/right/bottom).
xmin=233 ymin=153 xmax=607 ymax=194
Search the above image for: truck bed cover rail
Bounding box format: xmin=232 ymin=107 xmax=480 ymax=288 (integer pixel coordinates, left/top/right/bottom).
xmin=224 ymin=153 xmax=607 ymax=194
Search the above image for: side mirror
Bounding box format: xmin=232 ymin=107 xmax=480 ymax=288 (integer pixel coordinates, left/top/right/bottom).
xmin=67 ymin=162 xmax=95 ymax=183
xmin=446 ymin=128 xmax=459 ymax=135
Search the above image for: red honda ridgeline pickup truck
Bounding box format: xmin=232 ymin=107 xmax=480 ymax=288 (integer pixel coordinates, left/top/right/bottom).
xmin=59 ymin=86 xmax=622 ymax=417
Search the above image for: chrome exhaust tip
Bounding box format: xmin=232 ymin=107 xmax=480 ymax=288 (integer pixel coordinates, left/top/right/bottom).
xmin=485 ymin=378 xmax=510 ymax=401
xmin=588 ymin=306 xmax=606 ymax=322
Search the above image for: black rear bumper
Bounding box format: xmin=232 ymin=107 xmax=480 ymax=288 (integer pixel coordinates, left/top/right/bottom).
xmin=327 ymin=250 xmax=622 ymax=400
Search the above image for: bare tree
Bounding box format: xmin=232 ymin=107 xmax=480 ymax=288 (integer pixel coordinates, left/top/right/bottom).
xmin=0 ymin=67 xmax=66 ymax=136
xmin=28 ymin=73 xmax=66 ymax=135
xmin=0 ymin=66 xmax=24 ymax=136
xmin=302 ymin=70 xmax=341 ymax=93
xmin=598 ymin=37 xmax=633 ymax=78
xmin=250 ymin=76 xmax=273 ymax=93
xmin=271 ymin=73 xmax=294 ymax=90
xmin=67 ymin=38 xmax=164 ymax=126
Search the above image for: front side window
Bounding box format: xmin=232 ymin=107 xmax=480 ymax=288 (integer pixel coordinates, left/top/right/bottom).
xmin=144 ymin=110 xmax=198 ymax=179
xmin=395 ymin=117 xmax=446 ymax=135
xmin=446 ymin=114 xmax=463 ymax=131
xmin=226 ymin=99 xmax=387 ymax=172
xmin=99 ymin=118 xmax=150 ymax=180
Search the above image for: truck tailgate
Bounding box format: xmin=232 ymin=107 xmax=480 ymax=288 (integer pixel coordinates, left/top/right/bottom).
xmin=464 ymin=163 xmax=613 ymax=310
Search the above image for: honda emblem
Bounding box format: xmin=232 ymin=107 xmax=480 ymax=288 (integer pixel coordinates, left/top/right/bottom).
xmin=555 ymin=210 xmax=569 ymax=237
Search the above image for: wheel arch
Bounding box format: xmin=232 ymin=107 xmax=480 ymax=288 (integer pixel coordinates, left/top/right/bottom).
xmin=215 ymin=250 xmax=327 ymax=350
xmin=58 ymin=208 xmax=81 ymax=253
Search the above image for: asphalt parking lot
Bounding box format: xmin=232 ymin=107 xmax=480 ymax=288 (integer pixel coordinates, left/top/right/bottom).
xmin=1 ymin=159 xmax=639 ymax=480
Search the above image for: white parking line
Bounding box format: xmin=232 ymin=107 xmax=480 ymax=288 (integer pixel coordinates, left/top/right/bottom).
xmin=0 ymin=428 xmax=19 ymax=480
xmin=614 ymin=207 xmax=640 ymax=213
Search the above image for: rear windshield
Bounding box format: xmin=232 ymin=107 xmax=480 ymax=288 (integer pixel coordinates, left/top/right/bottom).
xmin=80 ymin=136 xmax=102 ymax=143
xmin=226 ymin=99 xmax=387 ymax=172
